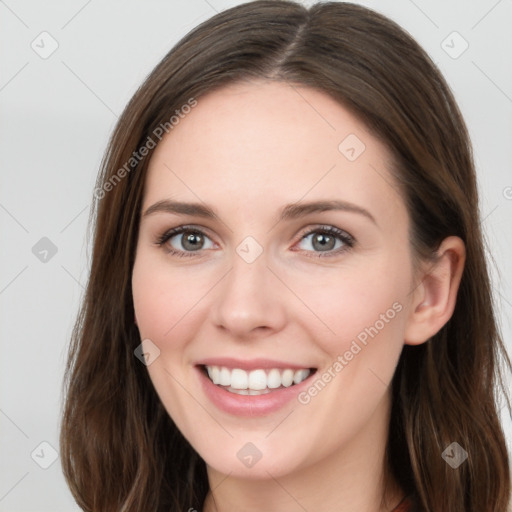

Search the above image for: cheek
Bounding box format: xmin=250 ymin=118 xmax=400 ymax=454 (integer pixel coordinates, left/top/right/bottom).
xmin=290 ymin=269 xmax=408 ymax=434
xmin=285 ymin=258 xmax=410 ymax=359
xmin=132 ymin=253 xmax=213 ymax=341
xmin=131 ymin=254 xmax=209 ymax=428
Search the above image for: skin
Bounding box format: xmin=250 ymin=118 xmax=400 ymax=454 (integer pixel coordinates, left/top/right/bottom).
xmin=132 ymin=80 xmax=465 ymax=512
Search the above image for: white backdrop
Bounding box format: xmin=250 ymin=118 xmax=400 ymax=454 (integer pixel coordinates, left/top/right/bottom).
xmin=1 ymin=1 xmax=511 ymax=510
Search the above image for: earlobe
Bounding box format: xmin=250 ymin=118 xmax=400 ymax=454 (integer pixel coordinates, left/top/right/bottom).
xmin=404 ymin=236 xmax=466 ymax=345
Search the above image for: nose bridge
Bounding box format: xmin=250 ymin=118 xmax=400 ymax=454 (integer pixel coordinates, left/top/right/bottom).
xmin=211 ymin=236 xmax=286 ymax=336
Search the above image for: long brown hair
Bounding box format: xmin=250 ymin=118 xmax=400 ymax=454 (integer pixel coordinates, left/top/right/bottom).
xmin=60 ymin=2 xmax=512 ymax=510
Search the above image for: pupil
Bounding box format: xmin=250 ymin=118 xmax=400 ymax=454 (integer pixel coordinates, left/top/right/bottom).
xmin=183 ymin=232 xmax=203 ymax=251
xmin=313 ymin=233 xmax=334 ymax=251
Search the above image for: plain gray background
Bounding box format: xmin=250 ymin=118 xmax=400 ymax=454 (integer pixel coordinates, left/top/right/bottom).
xmin=1 ymin=1 xmax=511 ymax=510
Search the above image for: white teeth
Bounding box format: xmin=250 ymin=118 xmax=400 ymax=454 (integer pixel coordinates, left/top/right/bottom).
xmin=204 ymin=365 xmax=312 ymax=391
xmin=219 ymin=367 xmax=231 ymax=386
xmin=248 ymin=369 xmax=267 ymax=390
xmin=294 ymin=369 xmax=310 ymax=384
xmin=267 ymin=368 xmax=281 ymax=389
xmin=207 ymin=365 xmax=220 ymax=384
xmin=231 ymin=369 xmax=248 ymax=390
xmin=281 ymin=369 xmax=294 ymax=387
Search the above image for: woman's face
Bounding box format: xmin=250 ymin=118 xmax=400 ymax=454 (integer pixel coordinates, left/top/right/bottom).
xmin=132 ymin=80 xmax=418 ymax=479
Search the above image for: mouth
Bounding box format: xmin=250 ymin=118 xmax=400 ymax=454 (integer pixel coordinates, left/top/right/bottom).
xmin=198 ymin=364 xmax=318 ymax=395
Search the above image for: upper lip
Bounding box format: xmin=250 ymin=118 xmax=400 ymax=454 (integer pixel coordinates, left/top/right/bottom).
xmin=195 ymin=357 xmax=316 ymax=371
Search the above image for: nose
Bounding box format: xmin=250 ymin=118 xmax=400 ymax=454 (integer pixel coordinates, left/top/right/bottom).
xmin=210 ymin=247 xmax=287 ymax=339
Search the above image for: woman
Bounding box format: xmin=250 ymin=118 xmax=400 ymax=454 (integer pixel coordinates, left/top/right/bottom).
xmin=60 ymin=1 xmax=512 ymax=511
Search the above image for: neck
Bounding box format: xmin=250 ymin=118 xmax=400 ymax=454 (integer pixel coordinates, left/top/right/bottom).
xmin=202 ymin=391 xmax=404 ymax=512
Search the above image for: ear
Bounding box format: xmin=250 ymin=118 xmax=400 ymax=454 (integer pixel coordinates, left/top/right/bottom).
xmin=404 ymin=236 xmax=466 ymax=345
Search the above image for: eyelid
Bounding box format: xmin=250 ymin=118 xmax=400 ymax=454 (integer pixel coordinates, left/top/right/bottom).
xmin=295 ymin=224 xmax=354 ymax=242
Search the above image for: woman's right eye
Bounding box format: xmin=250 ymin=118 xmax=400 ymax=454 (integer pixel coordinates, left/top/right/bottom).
xmin=156 ymin=227 xmax=215 ymax=257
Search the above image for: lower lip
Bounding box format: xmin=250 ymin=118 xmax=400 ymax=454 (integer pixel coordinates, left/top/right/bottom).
xmin=196 ymin=366 xmax=316 ymax=417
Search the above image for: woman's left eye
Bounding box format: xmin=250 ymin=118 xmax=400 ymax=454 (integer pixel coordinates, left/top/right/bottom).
xmin=295 ymin=226 xmax=354 ymax=257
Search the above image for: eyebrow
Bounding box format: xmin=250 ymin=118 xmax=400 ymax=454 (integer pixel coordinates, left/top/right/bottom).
xmin=142 ymin=199 xmax=377 ymax=225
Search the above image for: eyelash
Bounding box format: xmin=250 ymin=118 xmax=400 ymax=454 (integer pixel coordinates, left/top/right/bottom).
xmin=154 ymin=225 xmax=355 ymax=259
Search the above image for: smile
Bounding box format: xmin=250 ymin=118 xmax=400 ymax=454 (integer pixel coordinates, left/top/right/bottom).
xmin=204 ymin=365 xmax=313 ymax=395
xmin=195 ymin=357 xmax=318 ymax=415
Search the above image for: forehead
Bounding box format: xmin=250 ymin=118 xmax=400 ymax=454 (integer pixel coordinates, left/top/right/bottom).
xmin=143 ymin=80 xmax=404 ymax=224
